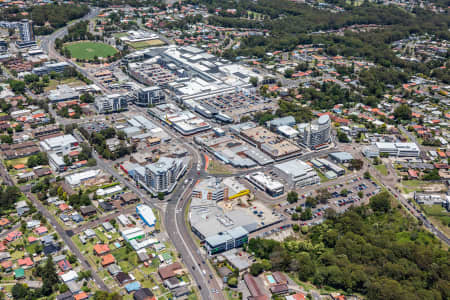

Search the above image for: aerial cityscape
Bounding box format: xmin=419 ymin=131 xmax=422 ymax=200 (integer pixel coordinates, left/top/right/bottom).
xmin=0 ymin=0 xmax=448 ymax=299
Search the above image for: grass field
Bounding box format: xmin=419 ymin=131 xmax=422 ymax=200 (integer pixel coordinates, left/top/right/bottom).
xmin=375 ymin=164 xmax=388 ymax=176
xmin=128 ymin=39 xmax=165 ymax=49
xmin=421 ymin=205 xmax=450 ymax=238
xmin=207 ymin=160 xmax=233 ymax=175
xmin=64 ymin=41 xmax=118 ymax=60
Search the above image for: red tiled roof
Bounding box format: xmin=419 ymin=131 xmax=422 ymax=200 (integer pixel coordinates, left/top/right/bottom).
xmin=18 ymin=257 xmax=33 ymax=266
xmin=94 ymin=244 xmax=110 ymax=255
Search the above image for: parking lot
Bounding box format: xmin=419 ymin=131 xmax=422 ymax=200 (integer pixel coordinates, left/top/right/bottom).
xmin=197 ymin=91 xmax=277 ymax=121
xmin=275 ymin=176 xmax=380 ymax=225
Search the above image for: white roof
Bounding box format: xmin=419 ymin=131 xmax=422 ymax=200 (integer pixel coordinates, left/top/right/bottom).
xmin=43 ymin=134 xmax=77 ymax=148
xmin=136 ymin=204 xmax=156 ymax=226
xmin=65 ymin=169 xmax=100 ymax=186
xmin=277 ymin=125 xmax=299 ymax=136
xmin=61 ymin=270 xmax=78 ymax=282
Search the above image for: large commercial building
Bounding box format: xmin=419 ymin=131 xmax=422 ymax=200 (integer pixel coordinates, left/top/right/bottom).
xmin=192 ymin=178 xmax=229 ymax=202
xmin=133 ymin=157 xmax=186 ymax=194
xmin=40 ymin=134 xmax=80 ymax=172
xmin=136 ymin=204 xmax=156 ymax=228
xmin=240 ymin=126 xmax=301 ymax=160
xmin=298 ymin=114 xmax=332 ymax=149
xmin=374 ymin=142 xmax=420 ymax=157
xmin=94 ymin=94 xmax=128 ymax=113
xmin=274 ymin=159 xmax=320 ymax=187
xmin=245 ymin=172 xmax=284 ymax=197
xmin=48 ymin=85 xmax=79 ymax=103
xmin=135 ymin=86 xmax=165 ymax=107
xmin=40 ymin=134 xmax=79 ymax=156
xmin=149 ymin=104 xmax=211 ymax=135
xmin=32 ymin=62 xmax=70 ymax=75
xmin=204 ymin=226 xmax=249 ymax=255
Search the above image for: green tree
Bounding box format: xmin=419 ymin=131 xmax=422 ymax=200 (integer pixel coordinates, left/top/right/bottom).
xmin=287 ymin=191 xmax=298 ymax=204
xmin=249 ymin=76 xmax=258 ymax=87
xmin=369 ymin=191 xmax=391 ymax=213
xmin=300 ymin=208 xmax=312 ymax=220
xmin=393 ymin=104 xmax=412 ymax=121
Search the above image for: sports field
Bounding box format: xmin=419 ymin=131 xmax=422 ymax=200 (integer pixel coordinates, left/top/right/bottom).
xmin=64 ymin=41 xmax=118 ymax=60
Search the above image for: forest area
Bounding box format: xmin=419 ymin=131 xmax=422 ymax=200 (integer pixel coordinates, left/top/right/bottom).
xmin=247 ymin=192 xmax=450 ymax=300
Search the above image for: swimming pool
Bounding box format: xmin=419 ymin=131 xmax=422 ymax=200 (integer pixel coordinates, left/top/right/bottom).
xmin=266 ymin=274 xmax=276 ymax=284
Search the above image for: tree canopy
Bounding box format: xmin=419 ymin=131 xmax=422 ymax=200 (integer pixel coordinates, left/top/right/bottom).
xmin=247 ymin=194 xmax=449 ymax=299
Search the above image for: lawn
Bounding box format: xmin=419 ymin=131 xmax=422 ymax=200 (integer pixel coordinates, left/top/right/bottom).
xmin=5 ymin=157 xmax=29 ymax=168
xmin=207 ymin=160 xmax=233 ymax=175
xmin=314 ymin=168 xmax=330 ymax=183
xmin=44 ymin=78 xmax=85 ymax=92
xmin=128 ymin=39 xmax=165 ymax=49
xmin=422 ymin=205 xmax=450 ymax=236
xmin=374 ymin=164 xmax=388 ymax=176
xmin=113 ymin=32 xmax=128 ymax=38
xmin=64 ymin=41 xmax=118 ymax=60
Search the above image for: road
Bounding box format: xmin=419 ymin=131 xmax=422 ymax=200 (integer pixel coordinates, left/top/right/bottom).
xmin=369 ymin=161 xmax=450 ymax=246
xmin=40 ymin=7 xmax=109 ymax=93
xmin=25 ymin=191 xmax=111 ymax=291
xmin=0 ymin=161 xmax=110 ymax=291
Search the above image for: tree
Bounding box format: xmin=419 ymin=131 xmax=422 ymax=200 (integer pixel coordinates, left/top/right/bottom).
xmin=369 ymin=191 xmax=391 ymax=213
xmin=8 ymin=80 xmax=25 ymax=94
xmin=305 ymin=196 xmax=317 ymax=207
xmin=284 ymin=68 xmax=294 ymax=78
xmin=249 ymin=76 xmax=258 ymax=87
xmin=358 ymin=191 xmax=364 ymax=198
xmin=337 ymin=130 xmax=350 ymax=143
xmin=340 ymin=189 xmax=349 ymax=197
xmin=157 ymin=193 xmax=165 ymax=200
xmin=393 ymin=104 xmax=412 ymax=121
xmin=287 ymin=191 xmax=298 ymax=204
xmin=0 ymin=135 xmax=12 ymax=144
xmin=12 ymin=284 xmax=28 ymax=299
xmin=364 ymin=171 xmax=371 ymax=179
xmin=300 ymin=208 xmax=312 ymax=220
xmin=227 ymin=276 xmax=238 ymax=287
xmin=292 ymin=213 xmax=299 ymax=221
xmin=349 ymin=159 xmax=363 ymax=170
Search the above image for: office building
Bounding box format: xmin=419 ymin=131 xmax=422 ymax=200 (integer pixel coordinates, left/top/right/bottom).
xmin=140 ymin=157 xmax=186 ymax=194
xmin=329 ymin=152 xmax=354 ymax=163
xmin=245 ymin=172 xmax=284 ymax=197
xmin=40 ymin=134 xmax=79 ymax=156
xmin=135 ymin=86 xmax=165 ymax=107
xmin=95 ymin=94 xmax=128 ymax=113
xmin=204 ymin=226 xmax=249 ymax=255
xmin=298 ymin=114 xmax=331 ymax=149
xmin=32 ymin=62 xmax=70 ymax=75
xmin=0 ymin=20 xmax=35 ymax=48
xmin=18 ymin=20 xmax=34 ymax=43
xmin=274 ymin=159 xmax=320 ymax=187
xmin=192 ymin=178 xmax=228 ymax=202
xmin=41 ymin=134 xmax=80 ymax=172
xmin=48 ymin=85 xmax=79 ymax=103
xmin=374 ymin=142 xmax=420 ymax=157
